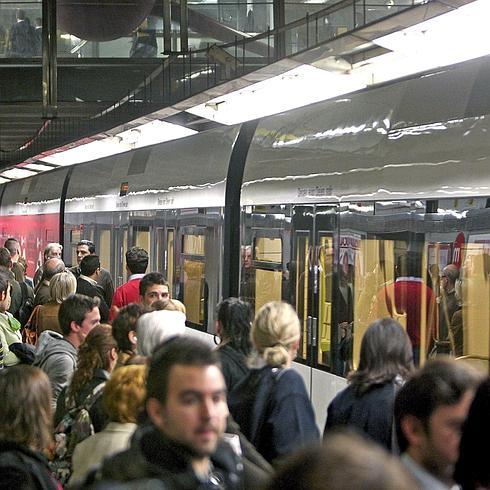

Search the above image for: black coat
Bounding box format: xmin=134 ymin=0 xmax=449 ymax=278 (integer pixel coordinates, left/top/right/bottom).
xmin=216 ymin=344 xmax=249 ymax=392
xmin=324 ymin=381 xmax=397 ymax=451
xmin=229 ymin=366 xmax=319 ymax=464
xmin=95 ymin=424 xmax=245 ymax=489
xmin=0 ymin=440 xmax=59 ymax=490
xmin=76 ymin=277 xmax=109 ymax=322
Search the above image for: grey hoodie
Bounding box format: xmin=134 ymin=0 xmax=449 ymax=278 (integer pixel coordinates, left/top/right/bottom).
xmin=33 ymin=330 xmax=77 ymax=410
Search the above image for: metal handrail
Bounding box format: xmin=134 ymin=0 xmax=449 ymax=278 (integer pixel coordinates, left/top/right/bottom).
xmin=0 ymin=0 xmax=422 ymax=167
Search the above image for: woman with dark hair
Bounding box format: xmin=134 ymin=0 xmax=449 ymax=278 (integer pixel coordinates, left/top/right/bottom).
xmin=0 ymin=366 xmax=60 ymax=489
xmin=454 ymin=377 xmax=490 ymax=490
xmin=111 ymin=303 xmax=145 ymax=367
xmin=324 ymin=318 xmax=414 ymax=451
xmin=55 ymin=324 xmax=118 ymax=432
xmin=215 ymin=297 xmax=252 ymax=391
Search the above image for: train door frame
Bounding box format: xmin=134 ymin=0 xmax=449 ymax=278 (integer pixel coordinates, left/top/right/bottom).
xmin=178 ymin=221 xmax=209 ymax=332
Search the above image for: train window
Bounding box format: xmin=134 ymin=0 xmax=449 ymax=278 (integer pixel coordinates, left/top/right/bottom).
xmin=183 ymin=234 xmax=205 ymax=256
xmin=167 ymin=230 xmax=175 ymax=294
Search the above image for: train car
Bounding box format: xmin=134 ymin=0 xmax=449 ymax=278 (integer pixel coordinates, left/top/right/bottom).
xmin=1 ymin=54 xmax=490 ymax=429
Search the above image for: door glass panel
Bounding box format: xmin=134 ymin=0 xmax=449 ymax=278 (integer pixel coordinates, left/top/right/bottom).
xmin=135 ymin=229 xmax=150 ymax=256
xmin=255 ymin=269 xmax=282 ymax=312
xmin=255 ymin=237 xmax=282 ymax=263
xmin=295 ymin=234 xmax=309 ymax=360
xmin=167 ymin=230 xmax=174 ymax=292
xmin=70 ymin=229 xmax=82 ymax=267
xmin=183 ymin=235 xmax=205 ymax=255
xmin=182 ymin=258 xmax=206 ymax=325
xmin=122 ymin=229 xmax=128 ymax=283
xmin=317 ymin=234 xmax=334 ymax=368
xmin=461 ymin=241 xmax=490 ymax=370
xmin=253 ymin=236 xmax=283 ymax=314
xmin=99 ymin=229 xmax=111 ymax=273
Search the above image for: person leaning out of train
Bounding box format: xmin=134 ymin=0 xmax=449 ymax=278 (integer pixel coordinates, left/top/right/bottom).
xmin=228 ymin=301 xmax=319 ymax=465
xmin=0 ymin=366 xmax=60 ymax=490
xmin=110 ymin=246 xmax=149 ymax=321
xmin=324 ymin=318 xmax=414 ymax=452
xmin=0 ymin=270 xmax=23 ymax=366
xmin=215 ymin=297 xmax=253 ymax=392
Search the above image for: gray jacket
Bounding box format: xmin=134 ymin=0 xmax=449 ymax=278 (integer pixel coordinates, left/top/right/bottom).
xmin=33 ymin=330 xmax=77 ymax=410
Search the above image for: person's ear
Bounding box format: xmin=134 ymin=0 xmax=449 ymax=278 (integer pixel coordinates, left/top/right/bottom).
xmin=70 ymin=320 xmax=80 ymax=334
xmin=128 ymin=330 xmax=137 ymax=346
xmin=400 ymin=414 xmax=426 ymax=449
xmin=146 ymin=398 xmax=166 ymax=429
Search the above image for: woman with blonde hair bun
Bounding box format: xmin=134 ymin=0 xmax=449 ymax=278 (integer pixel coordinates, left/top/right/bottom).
xmin=228 ymin=301 xmax=319 ymax=464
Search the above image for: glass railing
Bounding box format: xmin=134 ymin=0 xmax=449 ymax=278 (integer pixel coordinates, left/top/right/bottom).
xmin=0 ymin=0 xmax=425 ymax=166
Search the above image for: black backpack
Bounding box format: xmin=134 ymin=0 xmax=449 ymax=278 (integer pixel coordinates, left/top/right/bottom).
xmin=18 ymin=282 xmax=35 ymax=327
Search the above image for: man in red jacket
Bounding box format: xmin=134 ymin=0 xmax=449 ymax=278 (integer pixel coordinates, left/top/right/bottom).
xmin=110 ymin=247 xmax=148 ymax=321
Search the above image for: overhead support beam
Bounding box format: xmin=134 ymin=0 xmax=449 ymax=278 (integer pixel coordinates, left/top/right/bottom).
xmin=180 ymin=0 xmax=189 ymax=52
xmin=42 ymin=0 xmax=57 ymax=119
xmin=163 ymin=0 xmax=172 ymax=53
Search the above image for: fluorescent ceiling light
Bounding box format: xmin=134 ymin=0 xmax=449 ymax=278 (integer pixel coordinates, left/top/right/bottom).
xmin=40 ymin=121 xmax=196 ymax=166
xmin=1 ymin=168 xmax=36 ymax=179
xmin=187 ymin=64 xmax=366 ymax=125
xmin=22 ymin=163 xmax=59 ymax=172
xmin=187 ymin=0 xmax=490 ymax=125
xmin=354 ymin=0 xmax=490 ymax=84
xmin=117 ymin=120 xmax=197 ymax=148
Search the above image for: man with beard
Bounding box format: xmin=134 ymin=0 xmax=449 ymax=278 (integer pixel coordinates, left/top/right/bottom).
xmin=95 ymin=336 xmax=246 ymax=489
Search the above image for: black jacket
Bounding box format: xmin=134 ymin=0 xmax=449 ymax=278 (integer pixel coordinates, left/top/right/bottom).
xmin=0 ymin=440 xmax=60 ymax=490
xmin=95 ymin=425 xmax=245 ymax=489
xmin=216 ymin=344 xmax=249 ymax=392
xmin=76 ymin=277 xmax=109 ymax=322
xmin=324 ymin=381 xmax=398 ymax=451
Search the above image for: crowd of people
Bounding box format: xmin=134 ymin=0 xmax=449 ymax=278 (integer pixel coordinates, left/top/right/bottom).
xmin=0 ymin=236 xmax=488 ymax=489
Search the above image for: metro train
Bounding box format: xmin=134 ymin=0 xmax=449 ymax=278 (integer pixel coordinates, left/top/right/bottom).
xmin=2 ymin=54 xmax=490 ymax=428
